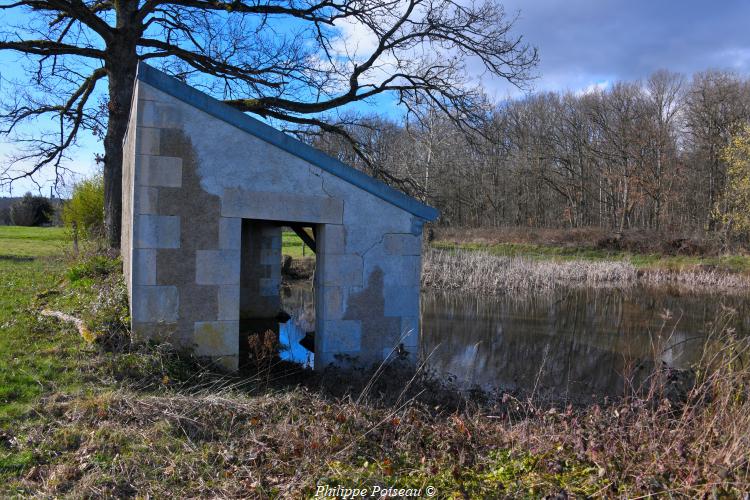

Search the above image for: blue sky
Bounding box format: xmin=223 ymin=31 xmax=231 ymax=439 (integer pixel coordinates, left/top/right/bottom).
xmin=3 ymin=0 xmax=750 ymax=196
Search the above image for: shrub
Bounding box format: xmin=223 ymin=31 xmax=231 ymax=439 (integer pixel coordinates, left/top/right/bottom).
xmin=9 ymin=192 xmax=53 ymax=226
xmin=715 ymin=124 xmax=750 ymax=241
xmin=0 ymin=206 xmax=10 ymax=225
xmin=63 ymin=175 xmax=104 ymax=240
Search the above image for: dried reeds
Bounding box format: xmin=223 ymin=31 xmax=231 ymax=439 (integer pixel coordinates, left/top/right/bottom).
xmin=421 ymin=248 xmax=750 ymax=293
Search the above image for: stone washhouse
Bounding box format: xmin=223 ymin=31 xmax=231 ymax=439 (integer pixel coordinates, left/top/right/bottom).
xmin=121 ymin=63 xmax=439 ymax=371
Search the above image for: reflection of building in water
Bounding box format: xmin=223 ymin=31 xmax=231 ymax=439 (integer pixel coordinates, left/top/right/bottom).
xmin=277 ymin=282 xmax=749 ymax=398
xmin=421 ymin=287 xmax=748 ymax=399
xmin=279 ymin=284 xmax=316 ymax=367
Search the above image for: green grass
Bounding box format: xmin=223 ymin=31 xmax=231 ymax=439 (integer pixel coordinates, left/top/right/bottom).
xmin=0 ymin=225 xmax=310 ymax=426
xmin=0 ymin=226 xmax=309 ymax=258
xmin=0 ymin=226 xmax=84 ymax=422
xmin=0 ymin=225 xmax=70 ymax=257
xmin=281 ymin=230 xmax=314 ymax=258
xmin=324 ymin=449 xmax=606 ymax=498
xmin=433 ymin=240 xmax=750 ymax=274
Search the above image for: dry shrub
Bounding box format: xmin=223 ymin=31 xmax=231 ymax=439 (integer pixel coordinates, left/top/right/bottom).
xmin=422 ymin=248 xmax=637 ymax=293
xmin=246 ymin=330 xmax=279 ymax=363
xmin=509 ymin=307 xmax=750 ymax=496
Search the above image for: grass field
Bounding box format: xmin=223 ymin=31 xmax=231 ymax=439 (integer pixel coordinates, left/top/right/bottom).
xmin=0 ymin=225 xmax=69 ymax=257
xmin=0 ymin=226 xmax=310 ymax=489
xmin=1 ymin=226 xmax=749 ymax=497
xmin=281 ymin=230 xmax=313 ymax=258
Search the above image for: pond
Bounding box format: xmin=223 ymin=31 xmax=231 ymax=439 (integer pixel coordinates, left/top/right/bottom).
xmin=279 ymin=282 xmax=750 ymax=399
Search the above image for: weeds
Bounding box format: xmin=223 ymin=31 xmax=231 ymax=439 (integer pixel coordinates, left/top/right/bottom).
xmin=5 ymin=322 xmax=750 ymax=498
xmin=4 ymin=226 xmax=750 ymax=497
xmin=66 ymin=254 xmax=120 ymax=284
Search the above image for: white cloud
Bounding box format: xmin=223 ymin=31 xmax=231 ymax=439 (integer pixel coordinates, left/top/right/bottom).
xmin=576 ymin=80 xmax=611 ymax=96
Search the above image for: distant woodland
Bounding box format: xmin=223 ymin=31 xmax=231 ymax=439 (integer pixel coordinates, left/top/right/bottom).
xmin=311 ymin=70 xmax=750 ymax=235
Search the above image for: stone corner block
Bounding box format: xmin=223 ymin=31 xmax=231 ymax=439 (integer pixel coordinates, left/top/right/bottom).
xmin=400 ymin=317 xmax=419 ymax=348
xmin=196 ymin=250 xmax=240 ymax=285
xmin=410 ymin=217 xmax=425 ymax=236
xmin=314 ymin=351 xmax=361 ymax=371
xmin=132 ymin=248 xmax=156 ymax=285
xmin=137 ymin=155 xmax=182 ymax=188
xmin=321 ymin=254 xmax=363 ymax=287
xmin=193 ymin=321 xmax=239 ymax=356
xmin=383 ymin=346 xmax=417 ymax=363
xmin=135 ymin=186 xmax=159 ymax=215
xmin=219 ymin=217 xmax=242 ymax=250
xmin=131 ymin=321 xmax=178 ymax=343
xmin=378 ymin=256 xmax=421 ymax=287
xmin=260 ymin=248 xmax=281 ymax=266
xmin=138 ymin=100 xmax=184 ymax=129
xmin=135 ymin=127 xmax=161 ymax=155
xmin=320 ymin=286 xmax=344 ymax=319
xmin=320 ymin=224 xmax=346 ymax=255
xmin=258 ymin=278 xmax=280 ymax=297
xmin=138 ymin=82 xmax=168 ymax=102
xmin=134 ymin=215 xmax=180 ymax=249
xmin=217 ymin=285 xmax=240 ymax=320
xmin=131 ymin=285 xmax=179 ymax=323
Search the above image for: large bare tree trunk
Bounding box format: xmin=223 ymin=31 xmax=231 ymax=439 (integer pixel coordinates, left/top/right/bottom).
xmin=103 ymin=5 xmax=139 ymax=250
xmin=103 ymin=59 xmax=137 ymax=249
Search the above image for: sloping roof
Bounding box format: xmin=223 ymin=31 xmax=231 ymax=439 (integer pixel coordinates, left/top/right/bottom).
xmin=136 ymin=63 xmax=439 ymax=221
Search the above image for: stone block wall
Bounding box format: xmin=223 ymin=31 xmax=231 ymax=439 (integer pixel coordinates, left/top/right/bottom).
xmin=123 ymin=68 xmax=435 ymax=372
xmin=315 ymin=225 xmax=422 ymax=368
xmin=122 ymin=82 xmax=241 ymax=371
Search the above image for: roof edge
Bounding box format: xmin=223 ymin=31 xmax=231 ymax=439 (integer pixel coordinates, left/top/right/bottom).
xmin=135 ymin=62 xmax=439 ymax=222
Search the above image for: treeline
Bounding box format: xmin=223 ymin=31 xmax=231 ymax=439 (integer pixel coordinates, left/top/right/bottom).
xmin=310 ymin=70 xmax=750 ymax=234
xmin=0 ymin=193 xmax=61 ymax=226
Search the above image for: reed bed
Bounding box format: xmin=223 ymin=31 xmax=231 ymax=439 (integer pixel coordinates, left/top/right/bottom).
xmin=422 ymin=248 xmax=750 ymax=293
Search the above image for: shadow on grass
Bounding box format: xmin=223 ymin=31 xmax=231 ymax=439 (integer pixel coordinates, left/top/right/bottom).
xmin=0 ymin=255 xmax=35 ymax=262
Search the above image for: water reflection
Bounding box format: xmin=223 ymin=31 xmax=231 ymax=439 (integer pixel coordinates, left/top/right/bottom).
xmin=280 ymin=284 xmax=315 ymax=368
xmin=281 ymin=282 xmax=750 ymax=399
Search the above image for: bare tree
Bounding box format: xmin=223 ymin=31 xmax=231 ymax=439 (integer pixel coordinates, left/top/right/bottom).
xmin=642 ymin=70 xmax=683 ymax=229
xmin=684 ymin=71 xmax=750 ymax=228
xmin=0 ymin=0 xmax=538 ymax=248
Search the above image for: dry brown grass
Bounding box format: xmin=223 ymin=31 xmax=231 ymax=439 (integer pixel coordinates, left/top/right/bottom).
xmin=422 ymin=248 xmax=750 ymax=293
xmin=5 ymin=310 xmax=750 ymax=498
xmin=4 ymin=238 xmax=750 ymax=497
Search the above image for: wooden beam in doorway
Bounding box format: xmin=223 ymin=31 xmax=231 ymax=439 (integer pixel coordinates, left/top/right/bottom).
xmin=289 ymin=224 xmax=316 ymax=254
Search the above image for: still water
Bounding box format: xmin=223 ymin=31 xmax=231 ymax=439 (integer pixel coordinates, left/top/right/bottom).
xmin=279 ymin=283 xmax=750 ymax=398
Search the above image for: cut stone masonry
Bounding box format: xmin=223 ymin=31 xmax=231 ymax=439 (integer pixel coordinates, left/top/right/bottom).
xmin=122 ymin=63 xmax=438 ymax=371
